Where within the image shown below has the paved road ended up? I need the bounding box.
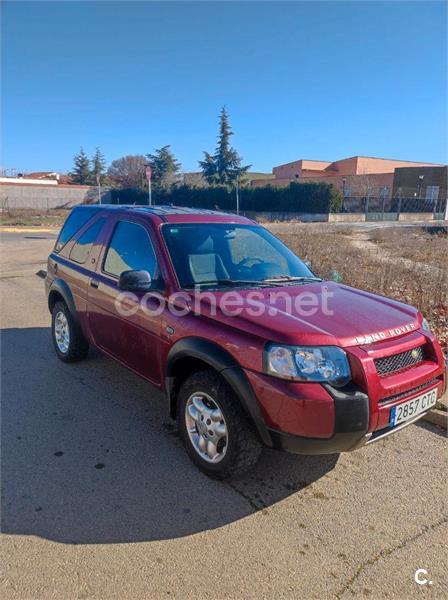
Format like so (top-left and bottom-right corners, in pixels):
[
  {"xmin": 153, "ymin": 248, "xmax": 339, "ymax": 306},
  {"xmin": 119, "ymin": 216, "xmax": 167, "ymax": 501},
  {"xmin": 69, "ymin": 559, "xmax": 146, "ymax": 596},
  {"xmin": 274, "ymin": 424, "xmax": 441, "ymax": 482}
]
[{"xmin": 1, "ymin": 231, "xmax": 447, "ymax": 599}]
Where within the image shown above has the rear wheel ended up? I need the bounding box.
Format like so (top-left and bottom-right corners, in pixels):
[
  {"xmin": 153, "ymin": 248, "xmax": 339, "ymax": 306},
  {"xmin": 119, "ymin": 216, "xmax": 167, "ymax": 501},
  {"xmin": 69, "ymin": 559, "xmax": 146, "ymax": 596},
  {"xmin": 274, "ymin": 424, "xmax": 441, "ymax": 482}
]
[
  {"xmin": 178, "ymin": 370, "xmax": 262, "ymax": 479},
  {"xmin": 51, "ymin": 301, "xmax": 89, "ymax": 362}
]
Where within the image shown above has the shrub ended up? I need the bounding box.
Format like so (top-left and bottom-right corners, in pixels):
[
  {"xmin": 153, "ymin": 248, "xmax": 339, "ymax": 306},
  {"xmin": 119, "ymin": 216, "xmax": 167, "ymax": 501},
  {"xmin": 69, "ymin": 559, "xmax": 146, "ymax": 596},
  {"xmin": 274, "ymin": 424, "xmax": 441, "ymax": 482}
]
[{"xmin": 109, "ymin": 181, "xmax": 343, "ymax": 214}]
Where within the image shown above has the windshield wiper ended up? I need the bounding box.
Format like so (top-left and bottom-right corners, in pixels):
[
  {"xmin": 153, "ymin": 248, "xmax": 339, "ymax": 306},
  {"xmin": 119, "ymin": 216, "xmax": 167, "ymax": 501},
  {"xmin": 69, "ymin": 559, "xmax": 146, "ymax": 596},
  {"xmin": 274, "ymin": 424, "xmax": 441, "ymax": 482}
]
[
  {"xmin": 262, "ymin": 275, "xmax": 323, "ymax": 283},
  {"xmin": 186, "ymin": 279, "xmax": 284, "ymax": 288}
]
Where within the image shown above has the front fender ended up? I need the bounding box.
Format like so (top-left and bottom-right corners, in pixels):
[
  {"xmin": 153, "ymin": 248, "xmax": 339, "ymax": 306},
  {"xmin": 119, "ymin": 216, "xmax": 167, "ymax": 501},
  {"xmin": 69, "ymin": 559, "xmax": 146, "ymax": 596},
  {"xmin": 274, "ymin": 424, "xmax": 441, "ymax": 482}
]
[{"xmin": 166, "ymin": 337, "xmax": 272, "ymax": 446}]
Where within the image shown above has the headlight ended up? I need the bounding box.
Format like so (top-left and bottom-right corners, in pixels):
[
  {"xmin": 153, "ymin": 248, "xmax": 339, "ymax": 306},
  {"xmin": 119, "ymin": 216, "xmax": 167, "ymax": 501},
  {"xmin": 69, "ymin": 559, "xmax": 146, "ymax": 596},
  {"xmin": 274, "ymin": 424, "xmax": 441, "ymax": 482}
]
[
  {"xmin": 422, "ymin": 318, "xmax": 431, "ymax": 332},
  {"xmin": 265, "ymin": 344, "xmax": 351, "ymax": 387}
]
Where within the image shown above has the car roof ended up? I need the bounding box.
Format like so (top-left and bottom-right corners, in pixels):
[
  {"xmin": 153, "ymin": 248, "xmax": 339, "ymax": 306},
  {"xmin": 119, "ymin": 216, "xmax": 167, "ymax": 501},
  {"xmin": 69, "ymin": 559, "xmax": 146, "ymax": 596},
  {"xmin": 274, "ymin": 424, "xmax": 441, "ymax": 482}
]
[{"xmin": 74, "ymin": 204, "xmax": 254, "ymax": 225}]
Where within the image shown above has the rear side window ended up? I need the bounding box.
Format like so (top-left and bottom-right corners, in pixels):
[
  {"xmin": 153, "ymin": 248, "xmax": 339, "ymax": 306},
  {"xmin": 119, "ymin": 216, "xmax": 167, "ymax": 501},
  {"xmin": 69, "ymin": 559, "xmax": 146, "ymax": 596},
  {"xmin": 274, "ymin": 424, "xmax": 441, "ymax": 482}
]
[
  {"xmin": 55, "ymin": 207, "xmax": 102, "ymax": 252},
  {"xmin": 103, "ymin": 221, "xmax": 158, "ymax": 278},
  {"xmin": 69, "ymin": 218, "xmax": 107, "ymax": 264}
]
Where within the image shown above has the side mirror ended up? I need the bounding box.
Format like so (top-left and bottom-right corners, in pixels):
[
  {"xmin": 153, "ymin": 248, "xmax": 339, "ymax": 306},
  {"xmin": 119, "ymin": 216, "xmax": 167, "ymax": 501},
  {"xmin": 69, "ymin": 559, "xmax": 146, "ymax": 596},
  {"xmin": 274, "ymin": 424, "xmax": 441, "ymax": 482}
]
[{"xmin": 118, "ymin": 270, "xmax": 153, "ymax": 292}]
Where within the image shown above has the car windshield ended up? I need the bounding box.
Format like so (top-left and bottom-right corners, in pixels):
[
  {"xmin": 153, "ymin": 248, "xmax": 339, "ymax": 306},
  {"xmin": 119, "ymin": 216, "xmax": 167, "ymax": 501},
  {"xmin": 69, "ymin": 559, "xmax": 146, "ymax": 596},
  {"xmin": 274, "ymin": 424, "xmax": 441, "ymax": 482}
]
[{"xmin": 162, "ymin": 223, "xmax": 318, "ymax": 288}]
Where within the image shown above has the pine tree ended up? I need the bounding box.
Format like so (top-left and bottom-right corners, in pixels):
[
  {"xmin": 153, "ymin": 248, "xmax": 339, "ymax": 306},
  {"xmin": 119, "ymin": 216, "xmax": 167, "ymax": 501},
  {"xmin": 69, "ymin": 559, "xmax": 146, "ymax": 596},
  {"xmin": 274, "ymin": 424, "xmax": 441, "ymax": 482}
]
[
  {"xmin": 146, "ymin": 145, "xmax": 181, "ymax": 190},
  {"xmin": 199, "ymin": 107, "xmax": 251, "ymax": 186},
  {"xmin": 69, "ymin": 147, "xmax": 92, "ymax": 184},
  {"xmin": 91, "ymin": 147, "xmax": 107, "ymax": 183}
]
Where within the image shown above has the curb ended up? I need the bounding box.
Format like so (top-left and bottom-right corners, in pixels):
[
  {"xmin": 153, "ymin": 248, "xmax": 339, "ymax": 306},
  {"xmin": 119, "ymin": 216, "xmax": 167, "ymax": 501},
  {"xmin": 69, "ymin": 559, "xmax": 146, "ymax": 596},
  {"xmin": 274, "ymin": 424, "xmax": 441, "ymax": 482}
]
[
  {"xmin": 422, "ymin": 389, "xmax": 447, "ymax": 430},
  {"xmin": 0, "ymin": 226, "xmax": 60, "ymax": 233},
  {"xmin": 422, "ymin": 409, "xmax": 447, "ymax": 430}
]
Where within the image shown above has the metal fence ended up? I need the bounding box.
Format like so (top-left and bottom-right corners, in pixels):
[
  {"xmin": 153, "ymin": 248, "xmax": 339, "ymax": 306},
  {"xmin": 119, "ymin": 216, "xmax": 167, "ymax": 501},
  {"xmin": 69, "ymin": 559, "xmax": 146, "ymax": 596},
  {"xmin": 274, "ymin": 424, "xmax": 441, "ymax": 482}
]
[{"xmin": 342, "ymin": 196, "xmax": 447, "ymax": 221}]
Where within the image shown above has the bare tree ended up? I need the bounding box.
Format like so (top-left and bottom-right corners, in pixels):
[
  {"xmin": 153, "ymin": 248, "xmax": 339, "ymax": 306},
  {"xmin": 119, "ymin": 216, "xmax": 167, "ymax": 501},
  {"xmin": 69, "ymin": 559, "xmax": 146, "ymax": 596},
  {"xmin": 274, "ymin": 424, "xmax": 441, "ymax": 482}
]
[
  {"xmin": 346, "ymin": 171, "xmax": 378, "ymax": 199},
  {"xmin": 107, "ymin": 155, "xmax": 146, "ymax": 188}
]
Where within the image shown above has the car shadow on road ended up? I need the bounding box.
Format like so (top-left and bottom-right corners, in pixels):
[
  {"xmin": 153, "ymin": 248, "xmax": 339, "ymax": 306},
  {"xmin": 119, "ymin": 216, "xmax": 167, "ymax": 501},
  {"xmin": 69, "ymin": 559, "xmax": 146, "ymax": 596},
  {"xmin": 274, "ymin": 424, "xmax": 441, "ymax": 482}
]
[{"xmin": 1, "ymin": 327, "xmax": 338, "ymax": 545}]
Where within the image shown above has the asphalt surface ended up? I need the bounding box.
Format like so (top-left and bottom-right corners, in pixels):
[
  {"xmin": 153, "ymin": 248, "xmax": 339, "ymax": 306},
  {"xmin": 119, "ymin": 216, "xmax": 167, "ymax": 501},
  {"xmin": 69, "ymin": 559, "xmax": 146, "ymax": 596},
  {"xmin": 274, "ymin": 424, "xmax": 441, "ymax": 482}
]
[{"xmin": 1, "ymin": 230, "xmax": 447, "ymax": 599}]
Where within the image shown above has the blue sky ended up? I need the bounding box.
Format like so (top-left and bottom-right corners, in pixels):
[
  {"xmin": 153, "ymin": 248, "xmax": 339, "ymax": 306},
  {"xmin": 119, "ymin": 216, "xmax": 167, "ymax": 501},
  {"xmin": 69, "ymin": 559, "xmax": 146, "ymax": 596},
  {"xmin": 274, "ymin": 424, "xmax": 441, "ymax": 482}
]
[{"xmin": 2, "ymin": 1, "xmax": 447, "ymax": 174}]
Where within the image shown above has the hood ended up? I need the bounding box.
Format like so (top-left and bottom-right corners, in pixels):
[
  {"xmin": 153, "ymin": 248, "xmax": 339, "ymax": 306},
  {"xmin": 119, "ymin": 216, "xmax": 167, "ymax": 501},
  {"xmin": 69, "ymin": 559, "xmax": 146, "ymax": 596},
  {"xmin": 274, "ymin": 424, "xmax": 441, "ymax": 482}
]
[{"xmin": 190, "ymin": 281, "xmax": 421, "ymax": 348}]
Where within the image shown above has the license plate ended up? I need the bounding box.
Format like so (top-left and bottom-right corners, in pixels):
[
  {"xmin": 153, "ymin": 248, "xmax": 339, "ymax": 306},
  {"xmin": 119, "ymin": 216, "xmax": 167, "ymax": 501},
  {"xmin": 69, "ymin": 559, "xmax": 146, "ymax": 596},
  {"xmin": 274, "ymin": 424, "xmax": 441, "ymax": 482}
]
[{"xmin": 390, "ymin": 387, "xmax": 438, "ymax": 427}]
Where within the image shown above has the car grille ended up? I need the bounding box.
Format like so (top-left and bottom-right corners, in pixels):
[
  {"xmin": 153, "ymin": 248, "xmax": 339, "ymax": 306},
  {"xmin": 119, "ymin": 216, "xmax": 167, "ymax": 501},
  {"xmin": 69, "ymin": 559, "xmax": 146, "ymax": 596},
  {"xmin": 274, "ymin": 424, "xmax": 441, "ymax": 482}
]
[
  {"xmin": 374, "ymin": 345, "xmax": 425, "ymax": 377},
  {"xmin": 378, "ymin": 377, "xmax": 441, "ymax": 405}
]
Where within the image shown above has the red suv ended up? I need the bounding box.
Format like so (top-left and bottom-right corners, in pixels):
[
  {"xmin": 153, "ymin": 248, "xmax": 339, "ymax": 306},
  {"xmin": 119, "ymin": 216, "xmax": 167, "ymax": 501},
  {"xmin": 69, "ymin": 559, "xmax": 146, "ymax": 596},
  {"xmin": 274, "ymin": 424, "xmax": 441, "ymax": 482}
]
[{"xmin": 46, "ymin": 205, "xmax": 446, "ymax": 478}]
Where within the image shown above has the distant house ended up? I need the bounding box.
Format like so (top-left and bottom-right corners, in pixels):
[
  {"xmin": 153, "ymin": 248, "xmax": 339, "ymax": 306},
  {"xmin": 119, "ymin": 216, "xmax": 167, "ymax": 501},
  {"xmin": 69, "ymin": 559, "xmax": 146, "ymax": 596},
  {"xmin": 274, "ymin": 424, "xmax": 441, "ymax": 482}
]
[
  {"xmin": 251, "ymin": 156, "xmax": 444, "ymax": 199},
  {"xmin": 23, "ymin": 171, "xmax": 61, "ymax": 181},
  {"xmin": 0, "ymin": 175, "xmax": 59, "ymax": 186},
  {"xmin": 0, "ymin": 171, "xmax": 63, "ymax": 186}
]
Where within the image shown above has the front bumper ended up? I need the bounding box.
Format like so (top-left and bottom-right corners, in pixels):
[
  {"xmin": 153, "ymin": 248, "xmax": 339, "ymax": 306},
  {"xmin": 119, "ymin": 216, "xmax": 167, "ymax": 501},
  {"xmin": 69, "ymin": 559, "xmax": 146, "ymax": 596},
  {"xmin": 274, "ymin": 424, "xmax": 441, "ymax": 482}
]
[
  {"xmin": 268, "ymin": 429, "xmax": 367, "ymax": 454},
  {"xmin": 268, "ymin": 410, "xmax": 431, "ymax": 454},
  {"xmin": 245, "ymin": 365, "xmax": 444, "ymax": 455},
  {"xmin": 267, "ymin": 382, "xmax": 369, "ymax": 454}
]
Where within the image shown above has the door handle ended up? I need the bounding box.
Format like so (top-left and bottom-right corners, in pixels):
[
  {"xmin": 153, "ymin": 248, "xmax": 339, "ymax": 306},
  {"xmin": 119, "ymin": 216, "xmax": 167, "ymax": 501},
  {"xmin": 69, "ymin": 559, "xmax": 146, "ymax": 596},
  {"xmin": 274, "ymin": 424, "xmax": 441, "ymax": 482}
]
[{"xmin": 90, "ymin": 280, "xmax": 99, "ymax": 289}]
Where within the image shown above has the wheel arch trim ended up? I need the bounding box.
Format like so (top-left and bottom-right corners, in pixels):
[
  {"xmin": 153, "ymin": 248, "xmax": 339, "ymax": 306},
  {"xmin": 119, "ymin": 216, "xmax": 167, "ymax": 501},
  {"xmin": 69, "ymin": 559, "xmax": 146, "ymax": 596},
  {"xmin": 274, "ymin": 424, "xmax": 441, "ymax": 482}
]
[
  {"xmin": 165, "ymin": 337, "xmax": 272, "ymax": 446},
  {"xmin": 47, "ymin": 279, "xmax": 80, "ymax": 327}
]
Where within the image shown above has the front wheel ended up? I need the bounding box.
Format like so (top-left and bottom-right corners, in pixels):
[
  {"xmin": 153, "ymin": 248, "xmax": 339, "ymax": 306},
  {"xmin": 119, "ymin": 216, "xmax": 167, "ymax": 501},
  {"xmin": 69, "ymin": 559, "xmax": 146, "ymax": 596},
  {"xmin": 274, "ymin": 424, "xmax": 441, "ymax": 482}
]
[
  {"xmin": 51, "ymin": 301, "xmax": 89, "ymax": 362},
  {"xmin": 177, "ymin": 370, "xmax": 262, "ymax": 479}
]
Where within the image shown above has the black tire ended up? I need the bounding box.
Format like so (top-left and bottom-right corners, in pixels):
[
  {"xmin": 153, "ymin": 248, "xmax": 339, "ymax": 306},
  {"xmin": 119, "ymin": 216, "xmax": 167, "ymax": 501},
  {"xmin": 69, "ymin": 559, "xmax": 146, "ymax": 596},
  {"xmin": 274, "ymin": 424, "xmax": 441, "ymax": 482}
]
[
  {"xmin": 177, "ymin": 369, "xmax": 262, "ymax": 479},
  {"xmin": 51, "ymin": 300, "xmax": 89, "ymax": 362}
]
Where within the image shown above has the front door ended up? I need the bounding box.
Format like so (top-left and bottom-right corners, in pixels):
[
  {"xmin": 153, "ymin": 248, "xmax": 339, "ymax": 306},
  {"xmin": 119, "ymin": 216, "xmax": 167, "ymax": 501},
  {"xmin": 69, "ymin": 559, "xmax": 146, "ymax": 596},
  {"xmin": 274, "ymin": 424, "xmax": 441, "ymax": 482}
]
[{"xmin": 87, "ymin": 217, "xmax": 164, "ymax": 386}]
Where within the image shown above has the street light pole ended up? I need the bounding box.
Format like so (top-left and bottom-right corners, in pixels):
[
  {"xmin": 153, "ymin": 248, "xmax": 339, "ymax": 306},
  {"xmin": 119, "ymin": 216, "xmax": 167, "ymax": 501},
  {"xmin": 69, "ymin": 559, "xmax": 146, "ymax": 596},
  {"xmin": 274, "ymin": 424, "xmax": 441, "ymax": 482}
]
[
  {"xmin": 236, "ymin": 175, "xmax": 240, "ymax": 215},
  {"xmin": 96, "ymin": 172, "xmax": 101, "ymax": 204},
  {"xmin": 418, "ymin": 174, "xmax": 424, "ymax": 199},
  {"xmin": 397, "ymin": 187, "xmax": 403, "ymax": 219},
  {"xmin": 381, "ymin": 186, "xmax": 387, "ymax": 220},
  {"xmin": 145, "ymin": 165, "xmax": 152, "ymax": 206},
  {"xmin": 365, "ymin": 186, "xmax": 371, "ymax": 217}
]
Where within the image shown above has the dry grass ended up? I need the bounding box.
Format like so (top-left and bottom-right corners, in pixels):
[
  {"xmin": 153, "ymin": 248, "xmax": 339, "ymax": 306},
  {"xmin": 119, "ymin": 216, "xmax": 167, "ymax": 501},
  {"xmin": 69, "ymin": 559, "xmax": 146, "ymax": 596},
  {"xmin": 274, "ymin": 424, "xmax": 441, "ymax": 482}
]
[
  {"xmin": 368, "ymin": 226, "xmax": 448, "ymax": 270},
  {"xmin": 0, "ymin": 208, "xmax": 68, "ymax": 227},
  {"xmin": 269, "ymin": 223, "xmax": 448, "ymax": 352}
]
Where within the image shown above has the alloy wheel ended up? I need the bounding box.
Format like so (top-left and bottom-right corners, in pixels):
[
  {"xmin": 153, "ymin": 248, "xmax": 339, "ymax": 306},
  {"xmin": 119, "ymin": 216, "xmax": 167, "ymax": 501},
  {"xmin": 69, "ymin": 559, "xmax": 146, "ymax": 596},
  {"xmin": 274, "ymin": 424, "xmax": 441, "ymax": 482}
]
[
  {"xmin": 54, "ymin": 311, "xmax": 70, "ymax": 353},
  {"xmin": 185, "ymin": 392, "xmax": 228, "ymax": 463}
]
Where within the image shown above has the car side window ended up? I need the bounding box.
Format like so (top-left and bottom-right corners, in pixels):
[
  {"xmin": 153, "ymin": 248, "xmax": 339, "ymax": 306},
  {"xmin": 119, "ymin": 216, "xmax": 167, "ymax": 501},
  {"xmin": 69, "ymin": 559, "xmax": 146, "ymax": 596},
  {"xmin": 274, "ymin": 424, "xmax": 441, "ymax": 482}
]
[
  {"xmin": 69, "ymin": 218, "xmax": 107, "ymax": 264},
  {"xmin": 55, "ymin": 207, "xmax": 101, "ymax": 252},
  {"xmin": 103, "ymin": 221, "xmax": 158, "ymax": 278}
]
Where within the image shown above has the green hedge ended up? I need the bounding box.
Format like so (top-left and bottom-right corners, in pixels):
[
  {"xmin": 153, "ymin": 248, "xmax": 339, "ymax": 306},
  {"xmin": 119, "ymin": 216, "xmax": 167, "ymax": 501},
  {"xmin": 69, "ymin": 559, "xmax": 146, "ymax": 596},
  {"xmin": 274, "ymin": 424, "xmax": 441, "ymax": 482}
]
[{"xmin": 109, "ymin": 182, "xmax": 343, "ymax": 214}]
